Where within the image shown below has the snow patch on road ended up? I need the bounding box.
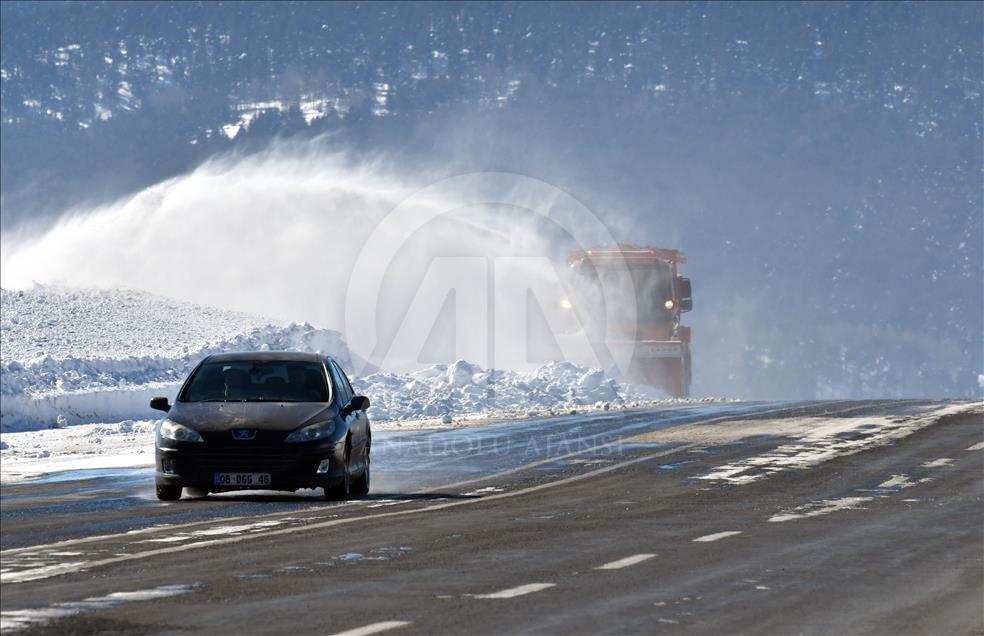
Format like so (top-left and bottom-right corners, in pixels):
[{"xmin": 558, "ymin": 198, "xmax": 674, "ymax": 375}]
[
  {"xmin": 136, "ymin": 519, "xmax": 285, "ymax": 543},
  {"xmin": 0, "ymin": 583, "xmax": 200, "ymax": 632},
  {"xmin": 768, "ymin": 497, "xmax": 873, "ymax": 522},
  {"xmin": 335, "ymin": 553, "xmax": 391, "ymax": 562},
  {"xmin": 698, "ymin": 402, "xmax": 980, "ymax": 486},
  {"xmin": 462, "ymin": 486, "xmax": 506, "ymax": 496},
  {"xmin": 877, "ymin": 474, "xmax": 917, "ymax": 489}
]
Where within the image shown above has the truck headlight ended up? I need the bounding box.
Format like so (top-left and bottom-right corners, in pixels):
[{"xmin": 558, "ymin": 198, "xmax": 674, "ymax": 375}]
[
  {"xmin": 159, "ymin": 419, "xmax": 204, "ymax": 443},
  {"xmin": 664, "ymin": 299, "xmax": 675, "ymax": 309},
  {"xmin": 284, "ymin": 421, "xmax": 336, "ymax": 443}
]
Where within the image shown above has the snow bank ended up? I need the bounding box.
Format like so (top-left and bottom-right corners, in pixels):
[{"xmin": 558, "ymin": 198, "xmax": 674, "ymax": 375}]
[
  {"xmin": 1, "ymin": 382, "xmax": 180, "ymax": 433},
  {"xmin": 2, "ymin": 286, "xmax": 267, "ymax": 363},
  {"xmin": 1, "ymin": 286, "xmax": 354, "ymax": 431},
  {"xmin": 0, "ymin": 285, "xmax": 701, "ymax": 433},
  {"xmin": 0, "ymin": 419, "xmax": 157, "ymax": 482},
  {"xmin": 353, "ymin": 359, "xmax": 669, "ymax": 423}
]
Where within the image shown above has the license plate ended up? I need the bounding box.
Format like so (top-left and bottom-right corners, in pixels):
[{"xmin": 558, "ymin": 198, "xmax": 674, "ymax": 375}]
[
  {"xmin": 214, "ymin": 472, "xmax": 271, "ymax": 486},
  {"xmin": 642, "ymin": 343, "xmax": 683, "ymax": 357}
]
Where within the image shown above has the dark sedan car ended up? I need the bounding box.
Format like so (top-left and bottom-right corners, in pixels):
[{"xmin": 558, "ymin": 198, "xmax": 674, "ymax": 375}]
[{"xmin": 150, "ymin": 352, "xmax": 370, "ymax": 501}]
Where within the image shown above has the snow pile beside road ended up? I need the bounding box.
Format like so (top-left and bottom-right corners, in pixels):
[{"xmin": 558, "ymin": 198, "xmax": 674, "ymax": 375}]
[
  {"xmin": 1, "ymin": 286, "xmax": 354, "ymax": 431},
  {"xmin": 0, "ymin": 285, "xmax": 704, "ymax": 433},
  {"xmin": 0, "ymin": 419, "xmax": 157, "ymax": 482},
  {"xmin": 2, "ymin": 286, "xmax": 268, "ymax": 363},
  {"xmin": 353, "ymin": 359, "xmax": 672, "ymax": 423}
]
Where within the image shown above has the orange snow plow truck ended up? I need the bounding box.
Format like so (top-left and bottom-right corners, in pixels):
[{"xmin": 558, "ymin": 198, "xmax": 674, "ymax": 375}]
[{"xmin": 568, "ymin": 244, "xmax": 693, "ymax": 397}]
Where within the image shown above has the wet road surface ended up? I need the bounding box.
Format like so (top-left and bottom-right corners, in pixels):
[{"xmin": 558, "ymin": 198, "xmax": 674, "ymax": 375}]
[{"xmin": 1, "ymin": 399, "xmax": 981, "ymax": 634}]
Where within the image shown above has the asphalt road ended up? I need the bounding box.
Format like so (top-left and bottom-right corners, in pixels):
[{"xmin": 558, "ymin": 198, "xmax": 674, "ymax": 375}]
[{"xmin": 1, "ymin": 399, "xmax": 981, "ymax": 635}]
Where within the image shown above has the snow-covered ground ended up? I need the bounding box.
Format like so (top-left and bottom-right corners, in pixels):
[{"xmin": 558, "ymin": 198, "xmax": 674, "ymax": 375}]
[
  {"xmin": 351, "ymin": 359, "xmax": 673, "ymax": 423},
  {"xmin": 2, "ymin": 286, "xmax": 269, "ymax": 362},
  {"xmin": 1, "ymin": 286, "xmax": 352, "ymax": 430},
  {"xmin": 1, "ymin": 286, "xmax": 694, "ymax": 430},
  {"xmin": 0, "ymin": 419, "xmax": 157, "ymax": 482}
]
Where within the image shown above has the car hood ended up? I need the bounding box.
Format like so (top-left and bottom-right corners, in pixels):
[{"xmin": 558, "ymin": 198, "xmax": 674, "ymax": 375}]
[{"xmin": 167, "ymin": 401, "xmax": 336, "ymax": 433}]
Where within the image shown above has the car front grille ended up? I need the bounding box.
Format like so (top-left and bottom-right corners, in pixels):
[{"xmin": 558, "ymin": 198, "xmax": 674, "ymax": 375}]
[{"xmin": 193, "ymin": 447, "xmax": 307, "ymax": 471}]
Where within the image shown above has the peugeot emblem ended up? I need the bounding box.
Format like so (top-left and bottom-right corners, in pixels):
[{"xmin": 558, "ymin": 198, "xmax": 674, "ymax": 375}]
[{"xmin": 231, "ymin": 429, "xmax": 257, "ymax": 441}]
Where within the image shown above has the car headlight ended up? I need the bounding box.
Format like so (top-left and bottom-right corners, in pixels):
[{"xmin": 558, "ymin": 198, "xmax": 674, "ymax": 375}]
[
  {"xmin": 159, "ymin": 419, "xmax": 204, "ymax": 443},
  {"xmin": 284, "ymin": 420, "xmax": 336, "ymax": 443}
]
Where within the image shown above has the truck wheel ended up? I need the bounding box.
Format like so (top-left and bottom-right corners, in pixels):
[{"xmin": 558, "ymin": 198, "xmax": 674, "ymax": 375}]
[
  {"xmin": 683, "ymin": 349, "xmax": 692, "ymax": 397},
  {"xmin": 658, "ymin": 357, "xmax": 686, "ymax": 398},
  {"xmin": 156, "ymin": 485, "xmax": 182, "ymax": 501}
]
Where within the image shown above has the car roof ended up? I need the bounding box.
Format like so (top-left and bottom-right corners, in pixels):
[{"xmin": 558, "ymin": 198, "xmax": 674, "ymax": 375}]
[{"xmin": 203, "ymin": 351, "xmax": 329, "ymax": 364}]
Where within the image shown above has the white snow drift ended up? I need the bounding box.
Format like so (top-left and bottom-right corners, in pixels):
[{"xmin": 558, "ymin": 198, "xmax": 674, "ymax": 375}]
[
  {"xmin": 1, "ymin": 286, "xmax": 678, "ymax": 432},
  {"xmin": 1, "ymin": 286, "xmax": 353, "ymax": 430}
]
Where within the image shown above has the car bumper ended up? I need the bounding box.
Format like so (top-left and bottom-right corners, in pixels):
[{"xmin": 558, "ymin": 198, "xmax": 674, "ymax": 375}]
[{"xmin": 155, "ymin": 438, "xmax": 347, "ymax": 492}]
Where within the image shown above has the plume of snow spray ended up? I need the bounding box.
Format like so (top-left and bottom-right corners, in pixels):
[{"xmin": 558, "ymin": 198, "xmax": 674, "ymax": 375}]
[{"xmin": 0, "ymin": 142, "xmax": 629, "ymax": 374}]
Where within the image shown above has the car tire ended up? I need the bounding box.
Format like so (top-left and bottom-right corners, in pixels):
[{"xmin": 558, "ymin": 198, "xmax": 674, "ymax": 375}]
[
  {"xmin": 324, "ymin": 453, "xmax": 351, "ymax": 501},
  {"xmin": 351, "ymin": 461, "xmax": 370, "ymax": 496},
  {"xmin": 156, "ymin": 485, "xmax": 182, "ymax": 501}
]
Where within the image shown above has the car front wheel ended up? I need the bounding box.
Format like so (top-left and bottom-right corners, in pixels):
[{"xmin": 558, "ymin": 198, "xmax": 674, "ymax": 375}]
[
  {"xmin": 324, "ymin": 454, "xmax": 351, "ymax": 501},
  {"xmin": 351, "ymin": 461, "xmax": 370, "ymax": 496},
  {"xmin": 156, "ymin": 485, "xmax": 182, "ymax": 501}
]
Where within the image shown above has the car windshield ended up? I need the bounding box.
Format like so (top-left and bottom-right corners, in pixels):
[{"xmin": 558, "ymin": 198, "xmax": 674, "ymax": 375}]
[{"xmin": 180, "ymin": 360, "xmax": 330, "ymax": 403}]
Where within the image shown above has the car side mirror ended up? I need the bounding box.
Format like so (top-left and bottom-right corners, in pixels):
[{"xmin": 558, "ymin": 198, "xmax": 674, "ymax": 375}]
[
  {"xmin": 349, "ymin": 395, "xmax": 370, "ymax": 412},
  {"xmin": 150, "ymin": 397, "xmax": 171, "ymax": 412}
]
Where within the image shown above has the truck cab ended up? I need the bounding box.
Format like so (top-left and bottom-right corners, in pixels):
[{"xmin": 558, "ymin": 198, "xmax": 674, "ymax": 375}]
[{"xmin": 567, "ymin": 244, "xmax": 693, "ymax": 397}]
